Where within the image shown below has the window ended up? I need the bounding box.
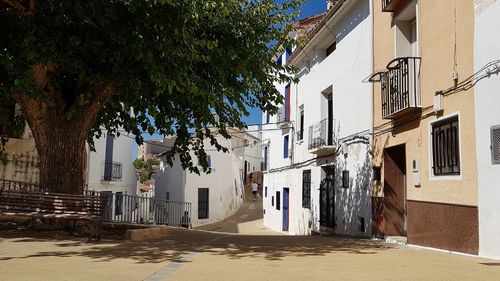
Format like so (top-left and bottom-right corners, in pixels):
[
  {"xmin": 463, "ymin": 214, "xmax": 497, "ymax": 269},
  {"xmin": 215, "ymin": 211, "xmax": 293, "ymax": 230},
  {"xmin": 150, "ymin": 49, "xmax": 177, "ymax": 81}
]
[
  {"xmin": 373, "ymin": 167, "xmax": 381, "ymax": 182},
  {"xmin": 283, "ymin": 135, "xmax": 289, "ymax": 158},
  {"xmin": 302, "ymin": 170, "xmax": 311, "ymax": 208},
  {"xmin": 198, "ymin": 188, "xmax": 209, "ymax": 219},
  {"xmin": 264, "ymin": 146, "xmax": 268, "ymax": 170},
  {"xmin": 432, "ymin": 116, "xmax": 460, "ymax": 176},
  {"xmin": 276, "ymin": 191, "xmax": 281, "ymax": 210},
  {"xmin": 277, "ymin": 53, "xmax": 283, "ymax": 66},
  {"xmin": 115, "ymin": 192, "xmax": 123, "ymax": 216},
  {"xmin": 491, "ymin": 125, "xmax": 500, "ymax": 165},
  {"xmin": 166, "ymin": 192, "xmax": 170, "ymax": 201},
  {"xmin": 285, "ymin": 84, "xmax": 291, "ymax": 122},
  {"xmin": 207, "ymin": 155, "xmax": 212, "ymax": 168},
  {"xmin": 299, "ymin": 107, "xmax": 304, "ymax": 141},
  {"xmin": 272, "ymin": 196, "xmax": 274, "ymax": 207},
  {"xmin": 342, "ymin": 170, "xmax": 349, "ymax": 189},
  {"xmin": 326, "ymin": 42, "xmax": 336, "ymax": 57},
  {"xmin": 285, "ymin": 47, "xmax": 292, "ymax": 61},
  {"xmin": 265, "ymin": 186, "xmax": 268, "ymax": 198}
]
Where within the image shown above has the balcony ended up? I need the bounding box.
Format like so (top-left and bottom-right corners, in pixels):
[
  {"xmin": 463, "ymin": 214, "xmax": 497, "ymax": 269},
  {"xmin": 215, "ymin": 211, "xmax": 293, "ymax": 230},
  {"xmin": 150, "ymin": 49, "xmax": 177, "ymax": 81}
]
[
  {"xmin": 102, "ymin": 161, "xmax": 122, "ymax": 182},
  {"xmin": 378, "ymin": 57, "xmax": 421, "ymax": 119},
  {"xmin": 308, "ymin": 118, "xmax": 336, "ymax": 155},
  {"xmin": 381, "ymin": 0, "xmax": 406, "ymax": 12}
]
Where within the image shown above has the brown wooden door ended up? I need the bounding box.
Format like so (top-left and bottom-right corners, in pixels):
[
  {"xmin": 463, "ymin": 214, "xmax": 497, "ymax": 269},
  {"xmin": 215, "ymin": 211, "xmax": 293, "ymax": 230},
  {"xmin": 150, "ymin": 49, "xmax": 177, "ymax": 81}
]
[{"xmin": 383, "ymin": 145, "xmax": 406, "ymax": 236}]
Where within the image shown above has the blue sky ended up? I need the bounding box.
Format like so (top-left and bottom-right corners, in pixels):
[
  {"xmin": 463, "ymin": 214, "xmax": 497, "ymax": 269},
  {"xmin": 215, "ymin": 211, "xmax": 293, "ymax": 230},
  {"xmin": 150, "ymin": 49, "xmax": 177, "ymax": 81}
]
[
  {"xmin": 134, "ymin": 1, "xmax": 327, "ymax": 159},
  {"xmin": 242, "ymin": 0, "xmax": 327, "ymax": 126}
]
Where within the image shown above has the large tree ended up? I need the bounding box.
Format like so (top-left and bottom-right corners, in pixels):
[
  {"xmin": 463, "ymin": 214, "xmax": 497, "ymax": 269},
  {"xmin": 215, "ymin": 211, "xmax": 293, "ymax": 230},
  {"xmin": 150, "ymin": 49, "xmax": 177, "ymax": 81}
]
[{"xmin": 0, "ymin": 0, "xmax": 300, "ymax": 194}]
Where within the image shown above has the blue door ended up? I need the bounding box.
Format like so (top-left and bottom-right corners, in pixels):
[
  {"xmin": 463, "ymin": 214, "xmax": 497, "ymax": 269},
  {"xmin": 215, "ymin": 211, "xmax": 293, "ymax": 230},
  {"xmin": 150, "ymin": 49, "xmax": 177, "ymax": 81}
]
[{"xmin": 283, "ymin": 188, "xmax": 289, "ymax": 231}]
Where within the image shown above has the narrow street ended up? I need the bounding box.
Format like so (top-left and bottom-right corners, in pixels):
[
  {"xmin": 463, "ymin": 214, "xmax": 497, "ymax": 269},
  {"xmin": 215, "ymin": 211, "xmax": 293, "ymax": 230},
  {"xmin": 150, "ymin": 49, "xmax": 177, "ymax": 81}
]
[{"xmin": 194, "ymin": 198, "xmax": 278, "ymax": 235}]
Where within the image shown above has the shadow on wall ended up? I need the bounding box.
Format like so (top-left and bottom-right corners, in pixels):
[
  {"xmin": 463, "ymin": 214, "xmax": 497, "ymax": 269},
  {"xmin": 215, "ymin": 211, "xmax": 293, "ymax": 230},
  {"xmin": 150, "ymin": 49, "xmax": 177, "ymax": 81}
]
[{"xmin": 334, "ymin": 142, "xmax": 372, "ymax": 236}]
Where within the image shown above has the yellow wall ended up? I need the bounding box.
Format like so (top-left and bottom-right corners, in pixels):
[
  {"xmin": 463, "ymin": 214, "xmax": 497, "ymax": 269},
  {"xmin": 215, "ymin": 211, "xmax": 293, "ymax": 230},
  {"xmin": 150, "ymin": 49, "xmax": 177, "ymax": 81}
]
[{"xmin": 372, "ymin": 0, "xmax": 477, "ymax": 206}]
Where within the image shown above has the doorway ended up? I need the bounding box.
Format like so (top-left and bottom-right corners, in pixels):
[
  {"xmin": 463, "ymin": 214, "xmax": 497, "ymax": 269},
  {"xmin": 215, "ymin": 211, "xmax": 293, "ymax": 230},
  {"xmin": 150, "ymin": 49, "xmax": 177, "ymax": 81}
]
[
  {"xmin": 320, "ymin": 166, "xmax": 335, "ymax": 229},
  {"xmin": 383, "ymin": 144, "xmax": 407, "ymax": 236},
  {"xmin": 282, "ymin": 188, "xmax": 289, "ymax": 231}
]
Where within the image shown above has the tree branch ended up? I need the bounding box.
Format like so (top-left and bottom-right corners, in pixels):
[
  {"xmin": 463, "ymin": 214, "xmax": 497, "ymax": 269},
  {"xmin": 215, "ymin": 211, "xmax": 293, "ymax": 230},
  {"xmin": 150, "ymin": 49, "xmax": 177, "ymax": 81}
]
[
  {"xmin": 1, "ymin": 0, "xmax": 26, "ymax": 14},
  {"xmin": 1, "ymin": 0, "xmax": 35, "ymax": 17}
]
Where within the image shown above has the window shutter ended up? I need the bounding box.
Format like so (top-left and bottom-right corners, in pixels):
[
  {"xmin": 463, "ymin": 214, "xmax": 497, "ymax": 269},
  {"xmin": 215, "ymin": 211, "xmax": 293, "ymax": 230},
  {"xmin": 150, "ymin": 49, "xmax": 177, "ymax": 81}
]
[{"xmin": 491, "ymin": 125, "xmax": 500, "ymax": 165}]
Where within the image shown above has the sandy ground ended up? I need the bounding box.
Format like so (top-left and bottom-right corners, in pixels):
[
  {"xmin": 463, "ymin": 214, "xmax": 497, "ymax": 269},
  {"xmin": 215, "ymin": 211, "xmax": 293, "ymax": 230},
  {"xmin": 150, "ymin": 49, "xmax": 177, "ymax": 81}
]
[{"xmin": 1, "ymin": 204, "xmax": 500, "ymax": 281}]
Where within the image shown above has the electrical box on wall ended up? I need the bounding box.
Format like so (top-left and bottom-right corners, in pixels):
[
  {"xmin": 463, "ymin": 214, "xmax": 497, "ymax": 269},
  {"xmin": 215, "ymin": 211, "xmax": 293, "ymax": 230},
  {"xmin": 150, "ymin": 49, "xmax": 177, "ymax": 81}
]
[
  {"xmin": 433, "ymin": 93, "xmax": 443, "ymax": 113},
  {"xmin": 412, "ymin": 158, "xmax": 421, "ymax": 187}
]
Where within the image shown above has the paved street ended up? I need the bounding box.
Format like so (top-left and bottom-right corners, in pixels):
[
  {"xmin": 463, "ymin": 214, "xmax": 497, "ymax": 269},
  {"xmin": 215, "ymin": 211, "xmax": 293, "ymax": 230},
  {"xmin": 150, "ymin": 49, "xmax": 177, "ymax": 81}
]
[{"xmin": 1, "ymin": 205, "xmax": 500, "ymax": 281}]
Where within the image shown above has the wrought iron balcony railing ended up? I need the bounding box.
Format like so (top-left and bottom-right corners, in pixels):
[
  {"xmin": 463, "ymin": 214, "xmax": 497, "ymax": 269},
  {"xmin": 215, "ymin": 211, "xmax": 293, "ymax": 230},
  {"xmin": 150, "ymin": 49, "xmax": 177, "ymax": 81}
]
[
  {"xmin": 375, "ymin": 57, "xmax": 421, "ymax": 119},
  {"xmin": 103, "ymin": 161, "xmax": 123, "ymax": 182},
  {"xmin": 308, "ymin": 118, "xmax": 336, "ymax": 153},
  {"xmin": 381, "ymin": 0, "xmax": 406, "ymax": 12}
]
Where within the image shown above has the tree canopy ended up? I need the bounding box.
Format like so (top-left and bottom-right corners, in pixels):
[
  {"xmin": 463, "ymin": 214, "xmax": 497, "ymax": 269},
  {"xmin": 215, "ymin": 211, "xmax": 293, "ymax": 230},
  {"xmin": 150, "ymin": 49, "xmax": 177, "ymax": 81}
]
[{"xmin": 0, "ymin": 0, "xmax": 301, "ymax": 193}]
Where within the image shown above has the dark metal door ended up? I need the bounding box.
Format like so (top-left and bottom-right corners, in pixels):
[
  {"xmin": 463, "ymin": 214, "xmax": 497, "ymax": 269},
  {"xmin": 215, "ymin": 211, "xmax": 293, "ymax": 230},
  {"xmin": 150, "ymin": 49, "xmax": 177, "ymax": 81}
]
[
  {"xmin": 282, "ymin": 188, "xmax": 289, "ymax": 231},
  {"xmin": 320, "ymin": 168, "xmax": 335, "ymax": 229}
]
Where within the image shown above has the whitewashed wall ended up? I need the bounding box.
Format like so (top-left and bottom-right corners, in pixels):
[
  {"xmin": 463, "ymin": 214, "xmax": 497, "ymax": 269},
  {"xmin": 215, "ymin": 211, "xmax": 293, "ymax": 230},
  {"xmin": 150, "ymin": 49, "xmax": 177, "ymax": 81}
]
[
  {"xmin": 87, "ymin": 131, "xmax": 137, "ymax": 196},
  {"xmin": 474, "ymin": 0, "xmax": 500, "ymax": 260},
  {"xmin": 263, "ymin": 0, "xmax": 373, "ymax": 236},
  {"xmin": 154, "ymin": 132, "xmax": 256, "ymax": 226}
]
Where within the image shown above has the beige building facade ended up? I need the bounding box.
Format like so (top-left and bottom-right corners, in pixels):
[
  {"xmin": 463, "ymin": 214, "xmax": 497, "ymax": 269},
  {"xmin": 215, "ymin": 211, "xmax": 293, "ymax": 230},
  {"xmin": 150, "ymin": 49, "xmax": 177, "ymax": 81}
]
[{"xmin": 369, "ymin": 0, "xmax": 478, "ymax": 254}]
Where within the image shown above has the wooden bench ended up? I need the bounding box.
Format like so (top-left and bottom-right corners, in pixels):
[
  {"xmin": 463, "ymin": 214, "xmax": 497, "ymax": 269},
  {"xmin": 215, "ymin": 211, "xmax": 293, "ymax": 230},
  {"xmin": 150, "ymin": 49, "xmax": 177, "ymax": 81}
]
[{"xmin": 0, "ymin": 189, "xmax": 108, "ymax": 242}]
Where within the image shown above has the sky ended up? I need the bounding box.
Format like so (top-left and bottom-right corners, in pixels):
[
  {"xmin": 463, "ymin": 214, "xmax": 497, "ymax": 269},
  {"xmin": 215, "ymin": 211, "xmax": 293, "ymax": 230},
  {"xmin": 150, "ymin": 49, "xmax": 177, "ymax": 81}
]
[
  {"xmin": 133, "ymin": 1, "xmax": 327, "ymax": 159},
  {"xmin": 242, "ymin": 0, "xmax": 327, "ymax": 126}
]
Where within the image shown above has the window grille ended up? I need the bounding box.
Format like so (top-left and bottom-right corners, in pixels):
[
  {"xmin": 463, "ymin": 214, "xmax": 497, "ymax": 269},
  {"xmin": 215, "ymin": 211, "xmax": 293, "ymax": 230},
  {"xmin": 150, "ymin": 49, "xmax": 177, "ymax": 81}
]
[
  {"xmin": 302, "ymin": 170, "xmax": 311, "ymax": 208},
  {"xmin": 431, "ymin": 116, "xmax": 460, "ymax": 175},
  {"xmin": 491, "ymin": 125, "xmax": 500, "ymax": 165}
]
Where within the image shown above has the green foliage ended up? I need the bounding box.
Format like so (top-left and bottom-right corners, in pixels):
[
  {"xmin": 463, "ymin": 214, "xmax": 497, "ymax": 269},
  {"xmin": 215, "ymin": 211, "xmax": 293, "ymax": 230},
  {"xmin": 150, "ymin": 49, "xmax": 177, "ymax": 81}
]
[
  {"xmin": 133, "ymin": 157, "xmax": 160, "ymax": 183},
  {"xmin": 0, "ymin": 0, "xmax": 302, "ymax": 173}
]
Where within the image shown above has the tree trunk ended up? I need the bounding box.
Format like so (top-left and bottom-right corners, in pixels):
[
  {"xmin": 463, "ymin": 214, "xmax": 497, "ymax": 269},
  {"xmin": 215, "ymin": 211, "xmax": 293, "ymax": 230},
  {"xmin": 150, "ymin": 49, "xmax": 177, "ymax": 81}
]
[
  {"xmin": 18, "ymin": 95, "xmax": 96, "ymax": 194},
  {"xmin": 13, "ymin": 64, "xmax": 117, "ymax": 194},
  {"xmin": 36, "ymin": 129, "xmax": 87, "ymax": 194}
]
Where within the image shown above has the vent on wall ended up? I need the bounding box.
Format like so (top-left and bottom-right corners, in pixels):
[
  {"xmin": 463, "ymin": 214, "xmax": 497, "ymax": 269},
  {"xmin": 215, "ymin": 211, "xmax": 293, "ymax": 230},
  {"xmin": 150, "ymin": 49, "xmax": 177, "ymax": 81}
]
[{"xmin": 491, "ymin": 125, "xmax": 500, "ymax": 165}]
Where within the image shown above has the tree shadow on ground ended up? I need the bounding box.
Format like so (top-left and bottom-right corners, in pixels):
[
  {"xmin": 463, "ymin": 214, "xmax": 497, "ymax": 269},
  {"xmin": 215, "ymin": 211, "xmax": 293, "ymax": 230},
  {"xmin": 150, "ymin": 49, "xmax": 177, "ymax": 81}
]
[{"xmin": 0, "ymin": 227, "xmax": 395, "ymax": 263}]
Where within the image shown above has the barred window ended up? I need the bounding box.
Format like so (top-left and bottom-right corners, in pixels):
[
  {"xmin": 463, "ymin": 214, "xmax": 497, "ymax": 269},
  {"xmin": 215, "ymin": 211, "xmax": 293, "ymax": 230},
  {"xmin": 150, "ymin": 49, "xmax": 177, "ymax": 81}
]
[
  {"xmin": 302, "ymin": 170, "xmax": 311, "ymax": 208},
  {"xmin": 491, "ymin": 125, "xmax": 500, "ymax": 165},
  {"xmin": 432, "ymin": 116, "xmax": 460, "ymax": 176}
]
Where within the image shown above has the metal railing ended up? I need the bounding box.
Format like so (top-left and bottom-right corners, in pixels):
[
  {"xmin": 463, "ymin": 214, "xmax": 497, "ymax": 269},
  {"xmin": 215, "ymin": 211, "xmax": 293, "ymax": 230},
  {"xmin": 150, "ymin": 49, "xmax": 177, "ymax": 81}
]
[
  {"xmin": 0, "ymin": 178, "xmax": 192, "ymax": 227},
  {"xmin": 102, "ymin": 161, "xmax": 122, "ymax": 182},
  {"xmin": 308, "ymin": 118, "xmax": 336, "ymax": 150},
  {"xmin": 381, "ymin": 0, "xmax": 403, "ymax": 12},
  {"xmin": 380, "ymin": 57, "xmax": 421, "ymax": 119},
  {"xmin": 0, "ymin": 178, "xmax": 42, "ymax": 192},
  {"xmin": 85, "ymin": 190, "xmax": 192, "ymax": 226}
]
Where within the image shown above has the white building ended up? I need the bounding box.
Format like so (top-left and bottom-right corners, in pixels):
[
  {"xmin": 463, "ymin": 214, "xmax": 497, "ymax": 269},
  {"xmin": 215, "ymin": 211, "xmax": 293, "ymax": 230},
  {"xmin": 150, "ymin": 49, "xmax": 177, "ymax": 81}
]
[
  {"xmin": 262, "ymin": 0, "xmax": 373, "ymax": 236},
  {"xmin": 474, "ymin": 0, "xmax": 500, "ymax": 260},
  {"xmin": 86, "ymin": 130, "xmax": 138, "ymax": 219},
  {"xmin": 150, "ymin": 128, "xmax": 261, "ymax": 226}
]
